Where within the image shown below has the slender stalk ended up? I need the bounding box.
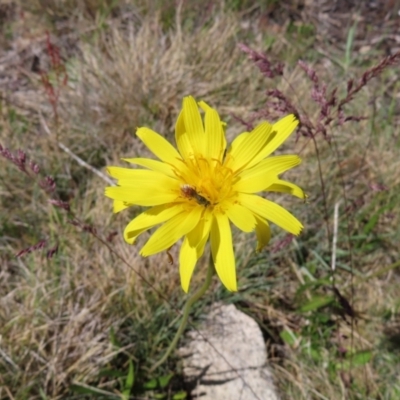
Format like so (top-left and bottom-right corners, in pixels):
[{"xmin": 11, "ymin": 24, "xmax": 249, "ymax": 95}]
[{"xmin": 150, "ymin": 254, "xmax": 214, "ymax": 372}]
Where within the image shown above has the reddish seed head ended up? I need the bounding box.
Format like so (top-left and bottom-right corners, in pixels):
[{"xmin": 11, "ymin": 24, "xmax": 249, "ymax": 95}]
[{"xmin": 48, "ymin": 199, "xmax": 70, "ymax": 211}]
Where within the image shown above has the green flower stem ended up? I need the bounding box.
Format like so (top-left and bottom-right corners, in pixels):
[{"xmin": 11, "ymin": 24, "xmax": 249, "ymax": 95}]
[{"xmin": 150, "ymin": 254, "xmax": 214, "ymax": 372}]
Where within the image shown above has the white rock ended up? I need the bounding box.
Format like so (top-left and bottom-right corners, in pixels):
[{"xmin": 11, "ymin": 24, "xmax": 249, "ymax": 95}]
[{"xmin": 179, "ymin": 303, "xmax": 279, "ymax": 400}]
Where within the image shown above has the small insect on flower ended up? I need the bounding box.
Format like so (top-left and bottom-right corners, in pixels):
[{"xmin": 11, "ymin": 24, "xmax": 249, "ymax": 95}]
[{"xmin": 180, "ymin": 184, "xmax": 210, "ymax": 207}]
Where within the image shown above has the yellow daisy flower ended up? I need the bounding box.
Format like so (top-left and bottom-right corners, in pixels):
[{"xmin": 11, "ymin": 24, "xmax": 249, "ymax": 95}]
[{"xmin": 105, "ymin": 96, "xmax": 304, "ymax": 293}]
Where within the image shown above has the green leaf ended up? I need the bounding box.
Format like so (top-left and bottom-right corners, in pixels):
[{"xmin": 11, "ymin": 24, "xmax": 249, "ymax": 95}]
[
  {"xmin": 344, "ymin": 23, "xmax": 357, "ymax": 69},
  {"xmin": 109, "ymin": 326, "xmax": 122, "ymax": 348},
  {"xmin": 143, "ymin": 374, "xmax": 173, "ymax": 390},
  {"xmin": 70, "ymin": 384, "xmax": 119, "ymax": 398},
  {"xmin": 122, "ymin": 360, "xmax": 135, "ymax": 399},
  {"xmin": 310, "ymin": 250, "xmax": 330, "ymax": 270},
  {"xmin": 339, "ymin": 350, "xmax": 373, "ymax": 370},
  {"xmin": 315, "ymin": 312, "xmax": 331, "ymax": 324},
  {"xmin": 363, "ymin": 204, "xmax": 392, "ymax": 235},
  {"xmin": 99, "ymin": 368, "xmax": 125, "ymax": 378},
  {"xmin": 349, "ymin": 350, "xmax": 372, "ymax": 366},
  {"xmin": 309, "ymin": 348, "xmax": 322, "ymax": 362},
  {"xmin": 173, "ymin": 392, "xmax": 187, "ymax": 400},
  {"xmin": 158, "ymin": 374, "xmax": 173, "ymax": 388},
  {"xmin": 296, "ymin": 278, "xmax": 331, "ymax": 295},
  {"xmin": 298, "ymin": 296, "xmax": 334, "ymax": 312},
  {"xmin": 143, "ymin": 378, "xmax": 158, "ymax": 390},
  {"xmin": 125, "ymin": 360, "xmax": 135, "ymax": 390},
  {"xmin": 280, "ymin": 328, "xmax": 298, "ymax": 347},
  {"xmin": 363, "ymin": 213, "xmax": 380, "ymax": 235}
]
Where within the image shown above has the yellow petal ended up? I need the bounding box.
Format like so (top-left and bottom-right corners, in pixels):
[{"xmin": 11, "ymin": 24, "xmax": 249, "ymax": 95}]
[
  {"xmin": 179, "ymin": 237, "xmax": 198, "ymax": 293},
  {"xmin": 183, "ymin": 96, "xmax": 205, "ymax": 154},
  {"xmin": 254, "ymin": 215, "xmax": 271, "ymax": 252},
  {"xmin": 186, "ymin": 209, "xmax": 212, "ymax": 248},
  {"xmin": 107, "ymin": 167, "xmax": 177, "ymax": 187},
  {"xmin": 176, "ymin": 132, "xmax": 194, "ymax": 162},
  {"xmin": 179, "ymin": 211, "xmax": 212, "ymax": 292},
  {"xmin": 238, "ymin": 193, "xmax": 303, "ymax": 235},
  {"xmin": 122, "ymin": 158, "xmax": 176, "ymax": 178},
  {"xmin": 123, "ymin": 204, "xmax": 184, "ymax": 244},
  {"xmin": 136, "ymin": 127, "xmax": 182, "ymax": 167},
  {"xmin": 267, "ymin": 114, "xmax": 299, "ymax": 153},
  {"xmin": 197, "ymin": 100, "xmax": 212, "ymax": 113},
  {"xmin": 266, "ymin": 179, "xmax": 306, "ymax": 199},
  {"xmin": 225, "ymin": 203, "xmax": 256, "ymax": 232},
  {"xmin": 245, "ymin": 114, "xmax": 299, "ymax": 170},
  {"xmin": 113, "ymin": 200, "xmax": 133, "ymax": 213},
  {"xmin": 210, "ymin": 213, "xmax": 237, "ymax": 291},
  {"xmin": 105, "ymin": 185, "xmax": 177, "ymax": 206},
  {"xmin": 204, "ymin": 107, "xmax": 224, "ymax": 162},
  {"xmin": 227, "ymin": 131, "xmax": 249, "ymax": 156},
  {"xmin": 140, "ymin": 206, "xmax": 203, "ymax": 256},
  {"xmin": 228, "ymin": 122, "xmax": 272, "ymax": 172},
  {"xmin": 234, "ymin": 155, "xmax": 301, "ymax": 193},
  {"xmin": 175, "ymin": 109, "xmax": 194, "ymax": 160}
]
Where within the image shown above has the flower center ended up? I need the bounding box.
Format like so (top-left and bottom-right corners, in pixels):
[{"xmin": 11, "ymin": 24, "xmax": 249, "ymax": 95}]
[{"xmin": 178, "ymin": 155, "xmax": 236, "ymax": 208}]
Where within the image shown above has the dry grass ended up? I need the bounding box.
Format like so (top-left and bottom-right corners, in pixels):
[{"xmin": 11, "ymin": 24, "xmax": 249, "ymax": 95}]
[{"xmin": 1, "ymin": 0, "xmax": 400, "ymax": 399}]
